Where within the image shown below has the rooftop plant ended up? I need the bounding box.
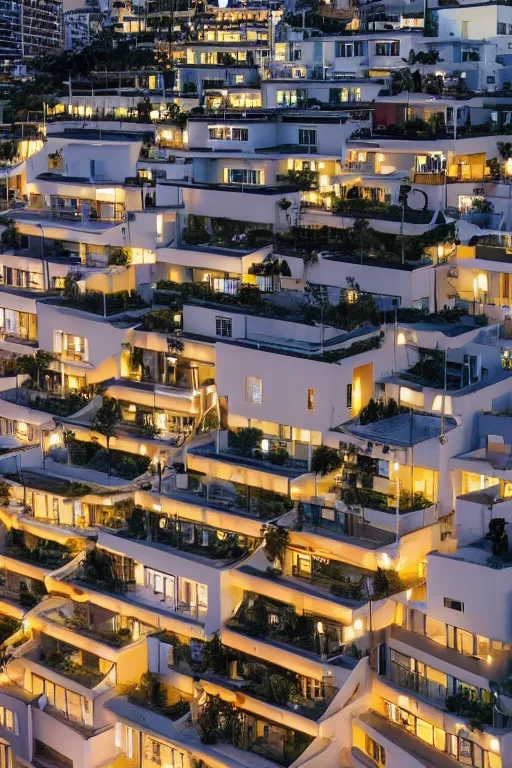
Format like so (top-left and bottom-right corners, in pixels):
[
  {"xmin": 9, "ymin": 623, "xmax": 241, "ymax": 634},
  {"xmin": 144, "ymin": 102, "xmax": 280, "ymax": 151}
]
[
  {"xmin": 311, "ymin": 445, "xmax": 342, "ymax": 476},
  {"xmin": 357, "ymin": 397, "xmax": 408, "ymax": 425}
]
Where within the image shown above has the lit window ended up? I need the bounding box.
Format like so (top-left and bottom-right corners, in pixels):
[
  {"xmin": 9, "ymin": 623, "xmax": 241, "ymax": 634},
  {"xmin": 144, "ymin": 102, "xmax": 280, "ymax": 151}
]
[
  {"xmin": 307, "ymin": 388, "xmax": 315, "ymax": 411},
  {"xmin": 245, "ymin": 376, "xmax": 262, "ymax": 403}
]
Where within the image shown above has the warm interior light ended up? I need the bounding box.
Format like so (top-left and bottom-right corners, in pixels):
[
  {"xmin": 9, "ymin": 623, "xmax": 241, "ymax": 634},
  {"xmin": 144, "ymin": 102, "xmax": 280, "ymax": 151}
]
[{"xmin": 353, "ymin": 618, "xmax": 363, "ymax": 632}]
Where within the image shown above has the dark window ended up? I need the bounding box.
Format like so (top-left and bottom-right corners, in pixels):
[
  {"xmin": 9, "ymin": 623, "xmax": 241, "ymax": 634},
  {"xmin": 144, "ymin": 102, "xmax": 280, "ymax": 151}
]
[
  {"xmin": 299, "ymin": 128, "xmax": 317, "ymax": 146},
  {"xmin": 215, "ymin": 317, "xmax": 232, "ymax": 337},
  {"xmin": 444, "ymin": 597, "xmax": 464, "ymax": 612},
  {"xmin": 346, "ymin": 383, "xmax": 352, "ymax": 409},
  {"xmin": 498, "ymin": 22, "xmax": 507, "ymax": 34}
]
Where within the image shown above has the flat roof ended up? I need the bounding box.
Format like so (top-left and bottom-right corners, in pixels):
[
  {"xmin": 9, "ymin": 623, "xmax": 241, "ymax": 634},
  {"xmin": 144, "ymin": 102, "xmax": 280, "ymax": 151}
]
[{"xmin": 338, "ymin": 412, "xmax": 457, "ymax": 447}]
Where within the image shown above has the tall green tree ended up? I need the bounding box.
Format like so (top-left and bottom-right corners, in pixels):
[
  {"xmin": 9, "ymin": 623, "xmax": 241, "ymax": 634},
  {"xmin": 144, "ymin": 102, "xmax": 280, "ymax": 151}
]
[{"xmin": 92, "ymin": 396, "xmax": 120, "ymax": 477}]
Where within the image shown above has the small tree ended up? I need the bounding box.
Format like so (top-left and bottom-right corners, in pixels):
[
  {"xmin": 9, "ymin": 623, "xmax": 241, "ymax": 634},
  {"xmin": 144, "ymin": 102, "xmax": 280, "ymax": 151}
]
[
  {"xmin": 311, "ymin": 445, "xmax": 342, "ymax": 476},
  {"xmin": 352, "ymin": 218, "xmax": 370, "ymax": 265},
  {"xmin": 201, "ymin": 631, "xmax": 230, "ymax": 675},
  {"xmin": 486, "ymin": 518, "xmax": 508, "ymax": 556},
  {"xmin": 263, "ymin": 525, "xmax": 289, "ymax": 569},
  {"xmin": 138, "ymin": 672, "xmax": 167, "ymax": 709},
  {"xmin": 107, "ymin": 247, "xmax": 130, "ymax": 267},
  {"xmin": 16, "ymin": 350, "xmax": 55, "ymax": 389},
  {"xmin": 92, "ymin": 396, "xmax": 120, "ymax": 477},
  {"xmin": 229, "ymin": 427, "xmax": 263, "ymax": 456},
  {"xmin": 1, "ymin": 219, "xmax": 21, "ymax": 251},
  {"xmin": 280, "ymin": 259, "xmax": 292, "ymax": 277}
]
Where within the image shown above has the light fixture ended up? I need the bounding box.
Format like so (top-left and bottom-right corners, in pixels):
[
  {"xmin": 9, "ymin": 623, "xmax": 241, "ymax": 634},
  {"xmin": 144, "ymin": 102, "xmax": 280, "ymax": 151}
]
[
  {"xmin": 353, "ymin": 618, "xmax": 363, "ymax": 632},
  {"xmin": 316, "ymin": 621, "xmax": 324, "ymax": 634},
  {"xmin": 490, "ymin": 739, "xmax": 500, "ymax": 753},
  {"xmin": 394, "ymin": 461, "xmax": 399, "ymax": 473},
  {"xmin": 153, "ymin": 504, "xmax": 162, "ymax": 512},
  {"xmin": 140, "ymin": 445, "xmax": 147, "ymax": 455}
]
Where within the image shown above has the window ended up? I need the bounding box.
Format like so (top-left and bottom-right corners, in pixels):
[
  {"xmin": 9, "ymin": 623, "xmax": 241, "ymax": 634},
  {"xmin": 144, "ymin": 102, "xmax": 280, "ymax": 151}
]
[
  {"xmin": 245, "ymin": 376, "xmax": 262, "ymax": 403},
  {"xmin": 208, "ymin": 126, "xmax": 248, "ymax": 141},
  {"xmin": 335, "ymin": 41, "xmax": 366, "ymax": 57},
  {"xmin": 235, "ymin": 74, "xmax": 244, "ymax": 83},
  {"xmin": 365, "ymin": 736, "xmax": 386, "ymax": 766},
  {"xmin": 346, "ymin": 383, "xmax": 352, "ymax": 409},
  {"xmin": 307, "ymin": 388, "xmax": 315, "ymax": 411},
  {"xmin": 293, "ymin": 49, "xmax": 301, "ymax": 60},
  {"xmin": 498, "ymin": 21, "xmax": 507, "ymax": 34},
  {"xmin": 223, "ymin": 168, "xmax": 264, "ymax": 185},
  {"xmin": 276, "ymin": 89, "xmax": 306, "ymax": 107},
  {"xmin": 279, "ymin": 424, "xmax": 292, "ymax": 439},
  {"xmin": 378, "ymin": 460, "xmax": 389, "ymax": 478},
  {"xmin": 299, "ymin": 128, "xmax": 317, "ymax": 146},
  {"xmin": 215, "ymin": 317, "xmax": 232, "ymax": 337},
  {"xmin": 375, "ymin": 40, "xmax": 399, "ymax": 56},
  {"xmin": 0, "ymin": 708, "xmax": 16, "ymax": 735},
  {"xmin": 444, "ymin": 597, "xmax": 464, "ymax": 612}
]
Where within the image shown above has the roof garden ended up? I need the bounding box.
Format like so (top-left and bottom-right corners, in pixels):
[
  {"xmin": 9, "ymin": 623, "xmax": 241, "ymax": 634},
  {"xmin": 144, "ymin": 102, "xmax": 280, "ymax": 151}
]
[{"xmin": 4, "ymin": 471, "xmax": 92, "ymax": 497}]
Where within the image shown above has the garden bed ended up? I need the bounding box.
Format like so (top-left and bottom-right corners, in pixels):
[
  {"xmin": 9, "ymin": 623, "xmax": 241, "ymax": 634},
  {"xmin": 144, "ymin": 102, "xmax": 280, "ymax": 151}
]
[
  {"xmin": 61, "ymin": 290, "xmax": 148, "ymax": 317},
  {"xmin": 4, "ymin": 471, "xmax": 91, "ymax": 497},
  {"xmin": 22, "ymin": 392, "xmax": 91, "ymax": 418},
  {"xmin": 60, "ymin": 438, "xmax": 151, "ymax": 480}
]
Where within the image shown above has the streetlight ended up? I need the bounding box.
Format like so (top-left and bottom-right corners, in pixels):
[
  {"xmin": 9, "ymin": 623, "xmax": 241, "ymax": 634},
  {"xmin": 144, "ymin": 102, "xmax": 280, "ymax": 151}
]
[
  {"xmin": 394, "ymin": 460, "xmax": 400, "ymax": 543},
  {"xmin": 37, "ymin": 223, "xmax": 49, "ymax": 291}
]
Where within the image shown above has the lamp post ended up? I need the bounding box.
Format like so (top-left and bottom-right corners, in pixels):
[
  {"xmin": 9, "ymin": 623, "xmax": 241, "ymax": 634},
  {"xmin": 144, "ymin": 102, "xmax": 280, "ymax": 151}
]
[
  {"xmin": 394, "ymin": 460, "xmax": 400, "ymax": 543},
  {"xmin": 37, "ymin": 223, "xmax": 49, "ymax": 291}
]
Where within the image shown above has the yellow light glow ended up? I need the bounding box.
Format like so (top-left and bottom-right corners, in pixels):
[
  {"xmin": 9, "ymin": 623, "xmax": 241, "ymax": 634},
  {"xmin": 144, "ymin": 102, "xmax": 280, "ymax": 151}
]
[
  {"xmin": 140, "ymin": 445, "xmax": 147, "ymax": 455},
  {"xmin": 150, "ymin": 110, "xmax": 159, "ymax": 121},
  {"xmin": 397, "ymin": 332, "xmax": 406, "ymax": 345},
  {"xmin": 397, "ymin": 695, "xmax": 410, "ymax": 709},
  {"xmin": 394, "ymin": 461, "xmax": 399, "ymax": 472},
  {"xmin": 477, "ymin": 273, "xmax": 488, "ymax": 292},
  {"xmin": 316, "ymin": 621, "xmax": 324, "ymax": 634},
  {"xmin": 153, "ymin": 504, "xmax": 162, "ymax": 512},
  {"xmin": 406, "ymin": 589, "xmax": 412, "ymax": 600},
  {"xmin": 353, "ymin": 618, "xmax": 364, "ymax": 632},
  {"xmin": 487, "ymin": 654, "xmax": 492, "ymax": 664},
  {"xmin": 490, "ymin": 739, "xmax": 500, "ymax": 754},
  {"xmin": 49, "ymin": 433, "xmax": 60, "ymax": 447},
  {"xmin": 318, "ymin": 162, "xmax": 325, "ymax": 169},
  {"xmin": 129, "ymin": 404, "xmax": 137, "ymax": 412},
  {"xmin": 352, "ymin": 377, "xmax": 361, "ymax": 413}
]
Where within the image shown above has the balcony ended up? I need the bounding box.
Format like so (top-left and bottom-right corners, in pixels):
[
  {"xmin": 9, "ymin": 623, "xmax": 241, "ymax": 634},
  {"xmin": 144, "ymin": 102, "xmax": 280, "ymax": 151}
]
[
  {"xmin": 39, "ymin": 600, "xmax": 154, "ymax": 649},
  {"xmin": 3, "ymin": 529, "xmax": 76, "ymax": 571},
  {"xmin": 226, "ymin": 590, "xmax": 347, "ymax": 659},
  {"xmin": 389, "ymin": 661, "xmax": 447, "ymax": 704},
  {"xmin": 35, "ymin": 633, "xmax": 115, "ymax": 689},
  {"xmin": 118, "ymin": 507, "xmax": 260, "ymax": 564},
  {"xmin": 202, "ymin": 646, "xmax": 338, "ymax": 721}
]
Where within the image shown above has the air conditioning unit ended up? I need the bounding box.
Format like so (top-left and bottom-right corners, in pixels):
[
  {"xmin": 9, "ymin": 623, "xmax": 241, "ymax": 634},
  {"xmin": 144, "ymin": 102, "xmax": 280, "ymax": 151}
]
[
  {"xmin": 473, "ymin": 187, "xmax": 484, "ymax": 194},
  {"xmin": 448, "ymin": 267, "xmax": 459, "ymax": 278}
]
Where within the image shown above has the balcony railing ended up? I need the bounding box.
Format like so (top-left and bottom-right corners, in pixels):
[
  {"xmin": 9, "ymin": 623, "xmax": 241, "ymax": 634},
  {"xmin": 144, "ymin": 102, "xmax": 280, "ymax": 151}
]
[
  {"xmin": 390, "ymin": 661, "xmax": 447, "ymax": 703},
  {"xmin": 412, "ymin": 171, "xmax": 445, "ymax": 185}
]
